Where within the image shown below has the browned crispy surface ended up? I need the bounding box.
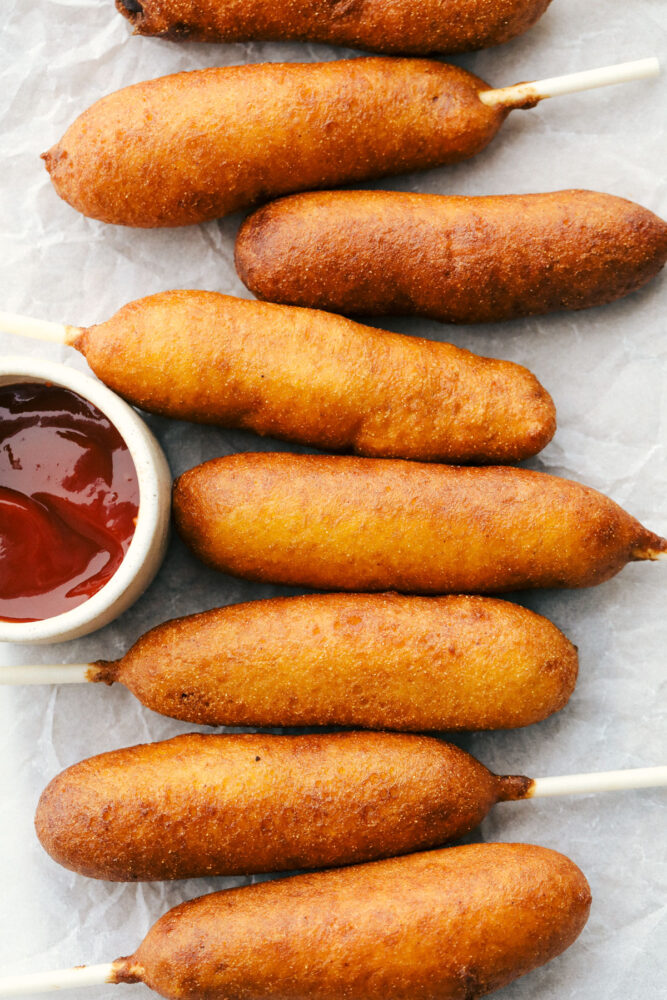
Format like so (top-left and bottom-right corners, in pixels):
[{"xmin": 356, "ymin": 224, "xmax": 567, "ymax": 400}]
[
  {"xmin": 95, "ymin": 593, "xmax": 577, "ymax": 730},
  {"xmin": 42, "ymin": 59, "xmax": 506, "ymax": 228},
  {"xmin": 34, "ymin": 731, "xmax": 516, "ymax": 881},
  {"xmin": 75, "ymin": 290, "xmax": 554, "ymax": 463},
  {"xmin": 236, "ymin": 189, "xmax": 667, "ymax": 323},
  {"xmin": 173, "ymin": 453, "xmax": 667, "ymax": 592},
  {"xmin": 116, "ymin": 0, "xmax": 552, "ymax": 54},
  {"xmin": 112, "ymin": 843, "xmax": 591, "ymax": 999}
]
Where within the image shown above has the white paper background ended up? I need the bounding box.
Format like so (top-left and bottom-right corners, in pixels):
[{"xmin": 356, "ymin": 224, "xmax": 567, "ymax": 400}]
[{"xmin": 1, "ymin": 0, "xmax": 666, "ymax": 996}]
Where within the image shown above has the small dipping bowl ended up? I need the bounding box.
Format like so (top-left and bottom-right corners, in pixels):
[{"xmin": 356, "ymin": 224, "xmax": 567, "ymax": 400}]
[{"xmin": 0, "ymin": 356, "xmax": 171, "ymax": 644}]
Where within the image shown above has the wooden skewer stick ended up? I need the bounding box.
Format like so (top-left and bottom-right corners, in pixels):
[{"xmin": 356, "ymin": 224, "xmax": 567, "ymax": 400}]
[
  {"xmin": 480, "ymin": 57, "xmax": 660, "ymax": 109},
  {"xmin": 0, "ymin": 311, "xmax": 79, "ymax": 345},
  {"xmin": 527, "ymin": 765, "xmax": 667, "ymax": 798},
  {"xmin": 0, "ymin": 963, "xmax": 117, "ymax": 996},
  {"xmin": 0, "ymin": 665, "xmax": 93, "ymax": 685}
]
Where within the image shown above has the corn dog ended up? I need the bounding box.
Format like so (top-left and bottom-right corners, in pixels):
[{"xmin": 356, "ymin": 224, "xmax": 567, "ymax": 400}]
[
  {"xmin": 90, "ymin": 593, "xmax": 577, "ymax": 730},
  {"xmin": 236, "ymin": 189, "xmax": 667, "ymax": 323},
  {"xmin": 112, "ymin": 845, "xmax": 591, "ymax": 999},
  {"xmin": 5, "ymin": 846, "xmax": 588, "ymax": 998},
  {"xmin": 43, "ymin": 59, "xmax": 505, "ymax": 227},
  {"xmin": 35, "ymin": 731, "xmax": 533, "ymax": 880},
  {"xmin": 56, "ymin": 290, "xmax": 554, "ymax": 463},
  {"xmin": 116, "ymin": 0, "xmax": 553, "ymax": 54},
  {"xmin": 173, "ymin": 453, "xmax": 667, "ymax": 593}
]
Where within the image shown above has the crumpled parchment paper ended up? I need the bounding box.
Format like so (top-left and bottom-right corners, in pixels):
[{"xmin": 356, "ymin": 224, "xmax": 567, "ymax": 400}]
[{"xmin": 1, "ymin": 0, "xmax": 666, "ymax": 996}]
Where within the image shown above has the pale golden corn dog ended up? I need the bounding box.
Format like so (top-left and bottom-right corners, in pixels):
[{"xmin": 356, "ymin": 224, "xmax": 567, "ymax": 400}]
[
  {"xmin": 64, "ymin": 290, "xmax": 555, "ymax": 463},
  {"xmin": 173, "ymin": 453, "xmax": 667, "ymax": 593},
  {"xmin": 91, "ymin": 593, "xmax": 578, "ymax": 731}
]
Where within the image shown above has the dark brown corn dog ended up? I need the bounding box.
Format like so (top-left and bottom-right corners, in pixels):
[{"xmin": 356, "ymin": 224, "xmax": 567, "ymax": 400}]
[
  {"xmin": 116, "ymin": 0, "xmax": 553, "ymax": 55},
  {"xmin": 35, "ymin": 731, "xmax": 532, "ymax": 880},
  {"xmin": 92, "ymin": 593, "xmax": 578, "ymax": 731},
  {"xmin": 173, "ymin": 453, "xmax": 667, "ymax": 593},
  {"xmin": 70, "ymin": 290, "xmax": 555, "ymax": 463},
  {"xmin": 43, "ymin": 59, "xmax": 507, "ymax": 228},
  {"xmin": 236, "ymin": 189, "xmax": 667, "ymax": 323},
  {"xmin": 110, "ymin": 844, "xmax": 591, "ymax": 1000}
]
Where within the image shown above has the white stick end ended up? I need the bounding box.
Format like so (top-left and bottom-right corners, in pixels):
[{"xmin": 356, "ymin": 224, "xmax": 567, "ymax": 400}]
[{"xmin": 0, "ymin": 311, "xmax": 79, "ymax": 346}]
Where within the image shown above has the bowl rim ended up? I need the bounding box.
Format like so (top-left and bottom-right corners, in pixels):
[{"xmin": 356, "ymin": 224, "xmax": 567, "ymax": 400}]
[{"xmin": 0, "ymin": 355, "xmax": 171, "ymax": 643}]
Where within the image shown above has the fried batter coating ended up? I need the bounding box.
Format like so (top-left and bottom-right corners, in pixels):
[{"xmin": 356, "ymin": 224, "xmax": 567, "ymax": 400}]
[
  {"xmin": 92, "ymin": 592, "xmax": 577, "ymax": 731},
  {"xmin": 236, "ymin": 189, "xmax": 667, "ymax": 323},
  {"xmin": 43, "ymin": 59, "xmax": 506, "ymax": 227},
  {"xmin": 110, "ymin": 843, "xmax": 591, "ymax": 1000},
  {"xmin": 173, "ymin": 453, "xmax": 667, "ymax": 593},
  {"xmin": 73, "ymin": 290, "xmax": 555, "ymax": 463},
  {"xmin": 35, "ymin": 731, "xmax": 531, "ymax": 880},
  {"xmin": 116, "ymin": 0, "xmax": 553, "ymax": 54}
]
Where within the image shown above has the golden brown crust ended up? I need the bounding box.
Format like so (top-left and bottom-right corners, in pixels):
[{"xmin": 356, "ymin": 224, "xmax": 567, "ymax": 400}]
[
  {"xmin": 113, "ymin": 843, "xmax": 591, "ymax": 999},
  {"xmin": 235, "ymin": 189, "xmax": 667, "ymax": 323},
  {"xmin": 35, "ymin": 731, "xmax": 508, "ymax": 881},
  {"xmin": 42, "ymin": 59, "xmax": 505, "ymax": 228},
  {"xmin": 116, "ymin": 0, "xmax": 552, "ymax": 54},
  {"xmin": 173, "ymin": 452, "xmax": 667, "ymax": 593},
  {"xmin": 75, "ymin": 290, "xmax": 554, "ymax": 463},
  {"xmin": 107, "ymin": 592, "xmax": 577, "ymax": 730}
]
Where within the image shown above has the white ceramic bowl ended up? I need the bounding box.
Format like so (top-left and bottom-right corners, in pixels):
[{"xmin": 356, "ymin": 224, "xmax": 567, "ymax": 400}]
[{"xmin": 0, "ymin": 356, "xmax": 172, "ymax": 644}]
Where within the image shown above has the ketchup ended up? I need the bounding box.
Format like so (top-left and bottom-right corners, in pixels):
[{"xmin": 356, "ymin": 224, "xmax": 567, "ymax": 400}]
[{"xmin": 0, "ymin": 383, "xmax": 139, "ymax": 623}]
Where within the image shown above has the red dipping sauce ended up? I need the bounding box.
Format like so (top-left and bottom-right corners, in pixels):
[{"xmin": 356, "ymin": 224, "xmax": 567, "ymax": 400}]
[{"xmin": 0, "ymin": 383, "xmax": 139, "ymax": 623}]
